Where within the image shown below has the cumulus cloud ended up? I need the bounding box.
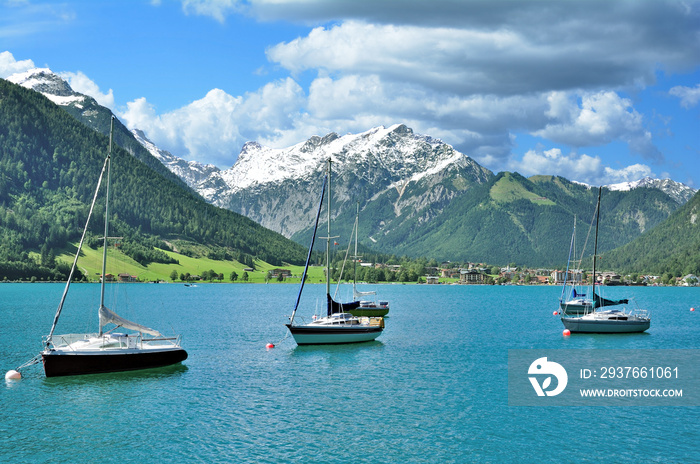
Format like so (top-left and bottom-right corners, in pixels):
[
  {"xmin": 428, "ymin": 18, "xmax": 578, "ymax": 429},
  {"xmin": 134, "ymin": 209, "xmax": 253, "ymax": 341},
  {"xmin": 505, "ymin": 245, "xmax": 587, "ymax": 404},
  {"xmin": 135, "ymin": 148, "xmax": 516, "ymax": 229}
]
[
  {"xmin": 148, "ymin": 1, "xmax": 698, "ymax": 183},
  {"xmin": 0, "ymin": 51, "xmax": 35, "ymax": 78},
  {"xmin": 510, "ymin": 146, "xmax": 654, "ymax": 186},
  {"xmin": 534, "ymin": 91, "xmax": 663, "ymax": 163},
  {"xmin": 119, "ymin": 78, "xmax": 305, "ymax": 167},
  {"xmin": 670, "ymin": 84, "xmax": 700, "ymax": 108},
  {"xmin": 59, "ymin": 71, "xmax": 115, "ymax": 109},
  {"xmin": 264, "ymin": 2, "xmax": 700, "ymax": 94},
  {"xmin": 267, "ymin": 21, "xmax": 633, "ymax": 96}
]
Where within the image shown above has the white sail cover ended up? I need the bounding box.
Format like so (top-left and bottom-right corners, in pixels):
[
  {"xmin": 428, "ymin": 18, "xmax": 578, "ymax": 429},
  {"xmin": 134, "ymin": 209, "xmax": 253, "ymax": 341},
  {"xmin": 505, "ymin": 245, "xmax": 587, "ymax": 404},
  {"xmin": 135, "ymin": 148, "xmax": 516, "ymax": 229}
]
[{"xmin": 99, "ymin": 306, "xmax": 161, "ymax": 336}]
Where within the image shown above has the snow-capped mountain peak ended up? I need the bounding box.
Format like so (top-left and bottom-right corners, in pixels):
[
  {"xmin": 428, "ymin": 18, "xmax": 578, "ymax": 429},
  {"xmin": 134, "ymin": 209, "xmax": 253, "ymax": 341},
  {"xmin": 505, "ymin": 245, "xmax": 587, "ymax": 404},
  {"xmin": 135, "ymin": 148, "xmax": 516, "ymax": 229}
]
[
  {"xmin": 131, "ymin": 129, "xmax": 220, "ymax": 187},
  {"xmin": 6, "ymin": 68, "xmax": 88, "ymax": 107},
  {"xmin": 213, "ymin": 124, "xmax": 461, "ymax": 195},
  {"xmin": 606, "ymin": 176, "xmax": 696, "ymax": 204}
]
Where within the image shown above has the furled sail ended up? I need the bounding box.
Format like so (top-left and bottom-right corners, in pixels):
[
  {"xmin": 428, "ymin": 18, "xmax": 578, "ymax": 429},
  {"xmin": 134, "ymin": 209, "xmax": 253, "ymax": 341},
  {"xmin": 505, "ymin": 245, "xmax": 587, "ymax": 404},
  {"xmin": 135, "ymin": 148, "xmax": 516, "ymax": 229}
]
[
  {"xmin": 327, "ymin": 294, "xmax": 360, "ymax": 316},
  {"xmin": 594, "ymin": 293, "xmax": 629, "ymax": 308},
  {"xmin": 99, "ymin": 306, "xmax": 161, "ymax": 336}
]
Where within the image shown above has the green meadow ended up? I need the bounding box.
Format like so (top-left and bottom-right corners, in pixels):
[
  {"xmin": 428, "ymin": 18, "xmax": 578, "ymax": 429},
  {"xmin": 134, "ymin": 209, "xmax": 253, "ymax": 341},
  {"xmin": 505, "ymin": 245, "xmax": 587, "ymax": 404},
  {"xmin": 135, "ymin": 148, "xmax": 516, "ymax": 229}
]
[{"xmin": 55, "ymin": 245, "xmax": 328, "ymax": 284}]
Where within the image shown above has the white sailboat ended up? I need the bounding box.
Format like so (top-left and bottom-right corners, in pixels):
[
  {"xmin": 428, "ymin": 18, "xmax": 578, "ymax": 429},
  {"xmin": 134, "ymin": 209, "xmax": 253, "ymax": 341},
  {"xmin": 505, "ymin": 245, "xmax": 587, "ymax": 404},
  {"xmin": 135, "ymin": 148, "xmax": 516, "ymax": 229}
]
[
  {"xmin": 560, "ymin": 187, "xmax": 650, "ymax": 333},
  {"xmin": 41, "ymin": 117, "xmax": 187, "ymax": 376},
  {"xmin": 286, "ymin": 159, "xmax": 384, "ymax": 345},
  {"xmin": 558, "ymin": 217, "xmax": 593, "ymax": 315}
]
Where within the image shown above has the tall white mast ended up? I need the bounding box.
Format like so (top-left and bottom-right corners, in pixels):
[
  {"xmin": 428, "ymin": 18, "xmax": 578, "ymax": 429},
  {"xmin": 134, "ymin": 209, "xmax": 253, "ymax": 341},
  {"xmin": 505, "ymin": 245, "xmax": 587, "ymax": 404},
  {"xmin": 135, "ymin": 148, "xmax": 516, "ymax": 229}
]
[
  {"xmin": 99, "ymin": 116, "xmax": 114, "ymax": 316},
  {"xmin": 326, "ymin": 158, "xmax": 331, "ymax": 296}
]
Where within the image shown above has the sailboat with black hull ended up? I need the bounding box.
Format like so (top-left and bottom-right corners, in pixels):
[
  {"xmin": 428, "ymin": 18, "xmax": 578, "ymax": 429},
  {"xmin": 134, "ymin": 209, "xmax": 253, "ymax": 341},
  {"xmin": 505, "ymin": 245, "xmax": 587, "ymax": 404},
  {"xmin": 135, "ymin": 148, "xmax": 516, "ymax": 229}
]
[
  {"xmin": 286, "ymin": 159, "xmax": 384, "ymax": 345},
  {"xmin": 560, "ymin": 187, "xmax": 650, "ymax": 333},
  {"xmin": 41, "ymin": 117, "xmax": 187, "ymax": 377},
  {"xmin": 343, "ymin": 203, "xmax": 390, "ymax": 318}
]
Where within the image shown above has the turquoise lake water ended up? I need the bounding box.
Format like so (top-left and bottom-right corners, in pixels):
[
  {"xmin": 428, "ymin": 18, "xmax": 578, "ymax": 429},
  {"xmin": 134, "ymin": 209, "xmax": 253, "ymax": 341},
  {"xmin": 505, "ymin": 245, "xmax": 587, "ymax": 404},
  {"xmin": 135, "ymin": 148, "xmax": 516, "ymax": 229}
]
[{"xmin": 2, "ymin": 283, "xmax": 699, "ymax": 463}]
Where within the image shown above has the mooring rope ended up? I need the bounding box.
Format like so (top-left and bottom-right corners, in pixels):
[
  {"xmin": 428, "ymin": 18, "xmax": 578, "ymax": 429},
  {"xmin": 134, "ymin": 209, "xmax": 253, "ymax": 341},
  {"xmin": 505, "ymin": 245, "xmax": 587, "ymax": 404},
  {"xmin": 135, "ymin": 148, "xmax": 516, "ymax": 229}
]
[{"xmin": 15, "ymin": 353, "xmax": 42, "ymax": 371}]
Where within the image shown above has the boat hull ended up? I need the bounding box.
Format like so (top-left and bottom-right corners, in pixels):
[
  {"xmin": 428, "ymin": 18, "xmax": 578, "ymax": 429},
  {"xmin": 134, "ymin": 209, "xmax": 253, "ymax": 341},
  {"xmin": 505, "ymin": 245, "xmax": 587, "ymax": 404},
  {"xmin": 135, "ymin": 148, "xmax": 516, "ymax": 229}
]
[
  {"xmin": 42, "ymin": 347, "xmax": 188, "ymax": 377},
  {"xmin": 286, "ymin": 324, "xmax": 383, "ymax": 345},
  {"xmin": 560, "ymin": 317, "xmax": 650, "ymax": 334},
  {"xmin": 347, "ymin": 307, "xmax": 389, "ymax": 317}
]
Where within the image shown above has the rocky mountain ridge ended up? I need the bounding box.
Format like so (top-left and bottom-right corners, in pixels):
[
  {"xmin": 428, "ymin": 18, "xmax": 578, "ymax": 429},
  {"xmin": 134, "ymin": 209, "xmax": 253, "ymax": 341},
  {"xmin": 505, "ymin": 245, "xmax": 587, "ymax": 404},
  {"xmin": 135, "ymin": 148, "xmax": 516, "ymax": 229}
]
[{"xmin": 6, "ymin": 67, "xmax": 697, "ymax": 265}]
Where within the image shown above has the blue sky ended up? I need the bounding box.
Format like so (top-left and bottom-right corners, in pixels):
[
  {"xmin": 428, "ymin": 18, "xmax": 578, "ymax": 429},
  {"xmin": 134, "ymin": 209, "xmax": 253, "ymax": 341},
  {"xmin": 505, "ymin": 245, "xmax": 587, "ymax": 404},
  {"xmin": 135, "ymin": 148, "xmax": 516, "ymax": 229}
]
[{"xmin": 1, "ymin": 0, "xmax": 699, "ymax": 187}]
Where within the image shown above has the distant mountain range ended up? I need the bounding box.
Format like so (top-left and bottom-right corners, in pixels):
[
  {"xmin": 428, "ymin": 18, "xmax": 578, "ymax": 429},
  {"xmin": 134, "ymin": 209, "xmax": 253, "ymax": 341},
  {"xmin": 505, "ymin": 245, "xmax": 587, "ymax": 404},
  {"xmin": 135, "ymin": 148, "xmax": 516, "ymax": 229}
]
[
  {"xmin": 133, "ymin": 119, "xmax": 695, "ymax": 267},
  {"xmin": 603, "ymin": 186, "xmax": 700, "ymax": 275},
  {"xmin": 7, "ymin": 67, "xmax": 698, "ymax": 269}
]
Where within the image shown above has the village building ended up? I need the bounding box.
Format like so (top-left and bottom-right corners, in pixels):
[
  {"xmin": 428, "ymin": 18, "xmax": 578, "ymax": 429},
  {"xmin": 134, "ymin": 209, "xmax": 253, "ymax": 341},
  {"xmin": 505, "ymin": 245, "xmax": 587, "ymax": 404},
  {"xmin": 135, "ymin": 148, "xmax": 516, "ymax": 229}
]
[
  {"xmin": 117, "ymin": 273, "xmax": 138, "ymax": 282},
  {"xmin": 270, "ymin": 268, "xmax": 292, "ymax": 278},
  {"xmin": 441, "ymin": 268, "xmax": 460, "ymax": 279},
  {"xmin": 599, "ymin": 272, "xmax": 622, "ymax": 285},
  {"xmin": 460, "ymin": 269, "xmax": 485, "ymax": 284},
  {"xmin": 551, "ymin": 269, "xmax": 584, "ymax": 285}
]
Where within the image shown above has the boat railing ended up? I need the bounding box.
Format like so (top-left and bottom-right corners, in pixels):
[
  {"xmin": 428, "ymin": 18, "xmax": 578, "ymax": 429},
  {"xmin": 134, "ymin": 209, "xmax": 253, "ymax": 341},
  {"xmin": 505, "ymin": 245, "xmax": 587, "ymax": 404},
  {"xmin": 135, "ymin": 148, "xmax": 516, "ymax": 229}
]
[
  {"xmin": 47, "ymin": 332, "xmax": 182, "ymax": 350},
  {"xmin": 629, "ymin": 308, "xmax": 650, "ymax": 319},
  {"xmin": 626, "ymin": 298, "xmax": 650, "ymax": 319},
  {"xmin": 142, "ymin": 334, "xmax": 182, "ymax": 347},
  {"xmin": 47, "ymin": 333, "xmax": 100, "ymax": 349}
]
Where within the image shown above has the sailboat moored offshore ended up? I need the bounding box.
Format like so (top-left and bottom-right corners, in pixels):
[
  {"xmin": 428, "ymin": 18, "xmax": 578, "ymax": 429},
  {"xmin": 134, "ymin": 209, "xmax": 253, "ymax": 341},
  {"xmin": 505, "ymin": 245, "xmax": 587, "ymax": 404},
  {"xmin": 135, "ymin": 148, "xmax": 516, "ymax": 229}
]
[
  {"xmin": 40, "ymin": 117, "xmax": 187, "ymax": 377},
  {"xmin": 560, "ymin": 187, "xmax": 651, "ymax": 334},
  {"xmin": 285, "ymin": 159, "xmax": 384, "ymax": 345}
]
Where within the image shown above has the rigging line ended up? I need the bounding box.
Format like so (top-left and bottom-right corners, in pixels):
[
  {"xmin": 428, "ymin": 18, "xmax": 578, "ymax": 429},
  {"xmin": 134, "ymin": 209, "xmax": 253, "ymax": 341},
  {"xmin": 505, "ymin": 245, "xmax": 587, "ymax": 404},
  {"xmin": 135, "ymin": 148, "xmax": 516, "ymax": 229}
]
[
  {"xmin": 576, "ymin": 197, "xmax": 598, "ymax": 272},
  {"xmin": 560, "ymin": 217, "xmax": 576, "ymax": 301},
  {"xmin": 46, "ymin": 153, "xmax": 111, "ymax": 346},
  {"xmin": 289, "ymin": 174, "xmax": 327, "ymax": 325},
  {"xmin": 333, "ymin": 219, "xmax": 356, "ymax": 299}
]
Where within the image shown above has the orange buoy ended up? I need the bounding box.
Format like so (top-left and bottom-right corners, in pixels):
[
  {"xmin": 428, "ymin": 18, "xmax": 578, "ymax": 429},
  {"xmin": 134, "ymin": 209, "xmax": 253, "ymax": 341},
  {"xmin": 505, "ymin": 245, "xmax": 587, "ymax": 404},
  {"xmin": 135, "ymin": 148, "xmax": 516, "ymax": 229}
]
[
  {"xmin": 563, "ymin": 329, "xmax": 571, "ymax": 336},
  {"xmin": 5, "ymin": 370, "xmax": 21, "ymax": 380},
  {"xmin": 553, "ymin": 311, "xmax": 558, "ymax": 316},
  {"xmin": 691, "ymin": 308, "xmax": 695, "ymax": 312},
  {"xmin": 266, "ymin": 343, "xmax": 275, "ymax": 349}
]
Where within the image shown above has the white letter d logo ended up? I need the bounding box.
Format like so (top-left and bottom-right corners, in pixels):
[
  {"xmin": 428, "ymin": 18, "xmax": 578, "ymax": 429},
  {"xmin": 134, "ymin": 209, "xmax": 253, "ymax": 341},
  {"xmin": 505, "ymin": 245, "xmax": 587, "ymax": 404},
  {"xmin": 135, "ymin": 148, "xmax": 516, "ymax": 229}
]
[{"xmin": 528, "ymin": 357, "xmax": 568, "ymax": 397}]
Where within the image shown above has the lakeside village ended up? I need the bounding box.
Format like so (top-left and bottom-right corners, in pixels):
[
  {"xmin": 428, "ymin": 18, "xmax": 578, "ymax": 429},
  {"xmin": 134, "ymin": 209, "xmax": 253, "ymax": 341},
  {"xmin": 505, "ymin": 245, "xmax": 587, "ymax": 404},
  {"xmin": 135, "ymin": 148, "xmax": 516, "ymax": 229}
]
[
  {"xmin": 106, "ymin": 263, "xmax": 698, "ymax": 287},
  {"xmin": 342, "ymin": 263, "xmax": 700, "ymax": 287}
]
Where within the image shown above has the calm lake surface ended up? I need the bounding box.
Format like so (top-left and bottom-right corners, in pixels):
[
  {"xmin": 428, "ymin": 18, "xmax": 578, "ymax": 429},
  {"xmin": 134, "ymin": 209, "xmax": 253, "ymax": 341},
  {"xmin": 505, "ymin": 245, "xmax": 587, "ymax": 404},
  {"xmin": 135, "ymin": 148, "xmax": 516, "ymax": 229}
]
[{"xmin": 2, "ymin": 283, "xmax": 699, "ymax": 463}]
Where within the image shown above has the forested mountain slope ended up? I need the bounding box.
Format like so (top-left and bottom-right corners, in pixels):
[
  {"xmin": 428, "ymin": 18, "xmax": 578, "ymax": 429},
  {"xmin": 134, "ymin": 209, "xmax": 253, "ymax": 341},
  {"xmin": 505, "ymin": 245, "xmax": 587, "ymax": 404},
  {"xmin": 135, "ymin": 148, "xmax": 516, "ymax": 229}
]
[{"xmin": 0, "ymin": 79, "xmax": 306, "ymax": 280}]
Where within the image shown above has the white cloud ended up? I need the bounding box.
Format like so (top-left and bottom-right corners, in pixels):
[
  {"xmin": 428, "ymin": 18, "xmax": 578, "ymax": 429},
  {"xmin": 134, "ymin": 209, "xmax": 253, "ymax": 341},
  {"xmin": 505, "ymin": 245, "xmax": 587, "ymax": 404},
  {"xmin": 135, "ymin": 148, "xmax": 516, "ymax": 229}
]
[
  {"xmin": 267, "ymin": 21, "xmax": 589, "ymax": 96},
  {"xmin": 602, "ymin": 164, "xmax": 655, "ymax": 184},
  {"xmin": 180, "ymin": 0, "xmax": 242, "ymax": 22},
  {"xmin": 670, "ymin": 84, "xmax": 700, "ymax": 108},
  {"xmin": 119, "ymin": 78, "xmax": 305, "ymax": 167},
  {"xmin": 118, "ymin": 1, "xmax": 700, "ymax": 185},
  {"xmin": 59, "ymin": 71, "xmax": 115, "ymax": 109},
  {"xmin": 510, "ymin": 146, "xmax": 654, "ymax": 185},
  {"xmin": 534, "ymin": 91, "xmax": 663, "ymax": 162},
  {"xmin": 0, "ymin": 51, "xmax": 35, "ymax": 78}
]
